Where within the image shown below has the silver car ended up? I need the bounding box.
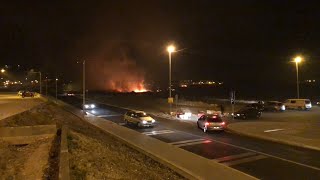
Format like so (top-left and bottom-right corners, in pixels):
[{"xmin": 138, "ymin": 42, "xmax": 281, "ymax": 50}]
[
  {"xmin": 124, "ymin": 110, "xmax": 156, "ymax": 127},
  {"xmin": 197, "ymin": 114, "xmax": 226, "ymax": 132}
]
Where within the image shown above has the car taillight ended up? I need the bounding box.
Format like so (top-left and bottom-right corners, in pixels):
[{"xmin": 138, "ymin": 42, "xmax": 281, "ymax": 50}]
[
  {"xmin": 221, "ymin": 122, "xmax": 225, "ymax": 125},
  {"xmin": 205, "ymin": 122, "xmax": 210, "ymax": 126}
]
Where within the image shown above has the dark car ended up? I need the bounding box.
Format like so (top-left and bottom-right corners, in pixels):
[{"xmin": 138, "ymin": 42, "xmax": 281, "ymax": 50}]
[
  {"xmin": 246, "ymin": 103, "xmax": 264, "ymax": 111},
  {"xmin": 22, "ymin": 91, "xmax": 34, "ymax": 98},
  {"xmin": 264, "ymin": 101, "xmax": 286, "ymax": 112},
  {"xmin": 197, "ymin": 114, "xmax": 226, "ymax": 132},
  {"xmin": 234, "ymin": 108, "xmax": 261, "ymax": 119}
]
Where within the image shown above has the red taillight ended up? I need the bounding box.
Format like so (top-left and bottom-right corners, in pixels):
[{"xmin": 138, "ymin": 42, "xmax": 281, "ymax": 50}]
[
  {"xmin": 205, "ymin": 122, "xmax": 210, "ymax": 126},
  {"xmin": 221, "ymin": 122, "xmax": 225, "ymax": 125}
]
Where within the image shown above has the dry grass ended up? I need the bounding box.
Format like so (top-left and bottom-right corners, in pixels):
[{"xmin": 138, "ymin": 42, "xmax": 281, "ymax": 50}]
[
  {"xmin": 0, "ymin": 103, "xmax": 56, "ymax": 127},
  {"xmin": 0, "ymin": 138, "xmax": 53, "ymax": 179},
  {"xmin": 68, "ymin": 130, "xmax": 184, "ymax": 180}
]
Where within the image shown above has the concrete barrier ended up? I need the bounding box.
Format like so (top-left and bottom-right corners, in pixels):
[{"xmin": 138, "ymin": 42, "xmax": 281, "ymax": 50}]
[{"xmin": 59, "ymin": 126, "xmax": 70, "ymax": 180}]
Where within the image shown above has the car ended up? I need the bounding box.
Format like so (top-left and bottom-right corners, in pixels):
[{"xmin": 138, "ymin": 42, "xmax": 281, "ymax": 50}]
[
  {"xmin": 83, "ymin": 103, "xmax": 96, "ymax": 110},
  {"xmin": 283, "ymin": 99, "xmax": 312, "ymax": 110},
  {"xmin": 264, "ymin": 101, "xmax": 285, "ymax": 112},
  {"xmin": 124, "ymin": 110, "xmax": 156, "ymax": 127},
  {"xmin": 246, "ymin": 103, "xmax": 264, "ymax": 111},
  {"xmin": 21, "ymin": 91, "xmax": 34, "ymax": 98},
  {"xmin": 17, "ymin": 90, "xmax": 23, "ymax": 96},
  {"xmin": 197, "ymin": 114, "xmax": 226, "ymax": 132},
  {"xmin": 234, "ymin": 108, "xmax": 261, "ymax": 119}
]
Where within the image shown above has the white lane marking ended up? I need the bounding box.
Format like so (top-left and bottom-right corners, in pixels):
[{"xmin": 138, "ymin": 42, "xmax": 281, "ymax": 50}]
[
  {"xmin": 222, "ymin": 155, "xmax": 267, "ymax": 166},
  {"xmin": 169, "ymin": 138, "xmax": 206, "ymax": 145},
  {"xmin": 177, "ymin": 130, "xmax": 320, "ymax": 171},
  {"xmin": 142, "ymin": 130, "xmax": 175, "ymax": 136},
  {"xmin": 97, "ymin": 114, "xmax": 122, "ymax": 118},
  {"xmin": 175, "ymin": 140, "xmax": 212, "ymax": 147},
  {"xmin": 264, "ymin": 129, "xmax": 284, "ymax": 133},
  {"xmin": 213, "ymin": 152, "xmax": 257, "ymax": 163}
]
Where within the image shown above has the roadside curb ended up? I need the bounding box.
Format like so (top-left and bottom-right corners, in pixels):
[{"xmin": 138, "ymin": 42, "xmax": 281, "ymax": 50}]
[
  {"xmin": 227, "ymin": 127, "xmax": 320, "ymax": 152},
  {"xmin": 59, "ymin": 126, "xmax": 70, "ymax": 180}
]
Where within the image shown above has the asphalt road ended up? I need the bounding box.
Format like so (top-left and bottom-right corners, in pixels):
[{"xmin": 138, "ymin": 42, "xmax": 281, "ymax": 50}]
[{"xmin": 60, "ymin": 96, "xmax": 320, "ymax": 179}]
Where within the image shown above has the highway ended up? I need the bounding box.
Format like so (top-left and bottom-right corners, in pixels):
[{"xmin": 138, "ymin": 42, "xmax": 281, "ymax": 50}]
[{"xmin": 60, "ymin": 96, "xmax": 320, "ymax": 179}]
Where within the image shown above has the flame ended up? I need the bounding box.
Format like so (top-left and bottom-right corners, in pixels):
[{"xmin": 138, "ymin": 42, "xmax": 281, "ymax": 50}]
[
  {"xmin": 133, "ymin": 88, "xmax": 148, "ymax": 93},
  {"xmin": 84, "ymin": 43, "xmax": 150, "ymax": 92}
]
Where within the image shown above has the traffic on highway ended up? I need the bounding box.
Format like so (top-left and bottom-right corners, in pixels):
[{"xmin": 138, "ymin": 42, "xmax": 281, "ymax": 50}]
[{"xmin": 58, "ymin": 94, "xmax": 320, "ymax": 179}]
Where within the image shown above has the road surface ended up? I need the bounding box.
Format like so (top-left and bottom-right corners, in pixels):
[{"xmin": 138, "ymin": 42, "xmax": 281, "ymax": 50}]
[{"xmin": 60, "ymin": 96, "xmax": 320, "ymax": 179}]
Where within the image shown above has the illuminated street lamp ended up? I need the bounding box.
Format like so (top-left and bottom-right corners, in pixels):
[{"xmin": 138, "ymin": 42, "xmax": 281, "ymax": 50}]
[
  {"xmin": 77, "ymin": 60, "xmax": 86, "ymax": 110},
  {"xmin": 294, "ymin": 56, "xmax": 302, "ymax": 98},
  {"xmin": 1, "ymin": 69, "xmax": 5, "ymax": 73},
  {"xmin": 55, "ymin": 78, "xmax": 58, "ymax": 100},
  {"xmin": 167, "ymin": 45, "xmax": 176, "ymax": 114}
]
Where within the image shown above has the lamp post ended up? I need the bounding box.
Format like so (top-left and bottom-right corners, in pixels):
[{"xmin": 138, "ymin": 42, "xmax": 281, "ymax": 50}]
[
  {"xmin": 55, "ymin": 78, "xmax": 58, "ymax": 100},
  {"xmin": 45, "ymin": 76, "xmax": 48, "ymax": 96},
  {"xmin": 294, "ymin": 56, "xmax": 302, "ymax": 99},
  {"xmin": 167, "ymin": 45, "xmax": 175, "ymax": 114},
  {"xmin": 77, "ymin": 60, "xmax": 86, "ymax": 109}
]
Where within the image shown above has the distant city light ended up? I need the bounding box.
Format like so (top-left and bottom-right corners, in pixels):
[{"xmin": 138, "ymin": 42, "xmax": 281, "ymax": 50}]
[{"xmin": 1, "ymin": 69, "xmax": 5, "ymax": 73}]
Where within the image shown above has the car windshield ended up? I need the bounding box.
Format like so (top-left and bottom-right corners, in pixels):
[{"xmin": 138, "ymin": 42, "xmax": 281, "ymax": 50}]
[
  {"xmin": 207, "ymin": 116, "xmax": 222, "ymax": 122},
  {"xmin": 305, "ymin": 100, "xmax": 311, "ymax": 104},
  {"xmin": 136, "ymin": 113, "xmax": 149, "ymax": 117}
]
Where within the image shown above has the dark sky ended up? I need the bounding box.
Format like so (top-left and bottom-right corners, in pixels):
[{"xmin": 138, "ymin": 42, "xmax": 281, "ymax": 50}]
[{"xmin": 1, "ymin": 1, "xmax": 320, "ymax": 91}]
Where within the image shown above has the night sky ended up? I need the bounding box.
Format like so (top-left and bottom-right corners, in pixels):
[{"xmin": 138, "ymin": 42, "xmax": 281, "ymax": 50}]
[{"xmin": 1, "ymin": 1, "xmax": 320, "ymax": 93}]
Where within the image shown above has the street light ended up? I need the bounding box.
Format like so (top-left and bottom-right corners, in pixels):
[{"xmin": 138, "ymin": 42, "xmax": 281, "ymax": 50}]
[
  {"xmin": 1, "ymin": 69, "xmax": 5, "ymax": 73},
  {"xmin": 77, "ymin": 60, "xmax": 86, "ymax": 110},
  {"xmin": 294, "ymin": 56, "xmax": 302, "ymax": 99},
  {"xmin": 167, "ymin": 45, "xmax": 176, "ymax": 114},
  {"xmin": 45, "ymin": 76, "xmax": 48, "ymax": 96},
  {"xmin": 55, "ymin": 78, "xmax": 58, "ymax": 100}
]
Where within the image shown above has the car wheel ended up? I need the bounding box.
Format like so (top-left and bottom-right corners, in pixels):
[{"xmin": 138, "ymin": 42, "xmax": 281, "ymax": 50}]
[{"xmin": 203, "ymin": 126, "xmax": 207, "ymax": 133}]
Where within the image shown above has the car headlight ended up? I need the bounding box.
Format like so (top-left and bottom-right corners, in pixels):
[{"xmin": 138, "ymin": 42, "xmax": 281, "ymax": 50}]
[
  {"xmin": 90, "ymin": 104, "xmax": 95, "ymax": 108},
  {"xmin": 142, "ymin": 120, "xmax": 147, "ymax": 124},
  {"xmin": 84, "ymin": 105, "xmax": 89, "ymax": 109},
  {"xmin": 236, "ymin": 114, "xmax": 240, "ymax": 116},
  {"xmin": 151, "ymin": 120, "xmax": 155, "ymax": 123}
]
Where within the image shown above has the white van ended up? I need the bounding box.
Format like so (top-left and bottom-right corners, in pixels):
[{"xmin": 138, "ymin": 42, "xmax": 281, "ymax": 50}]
[{"xmin": 283, "ymin": 99, "xmax": 312, "ymax": 110}]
